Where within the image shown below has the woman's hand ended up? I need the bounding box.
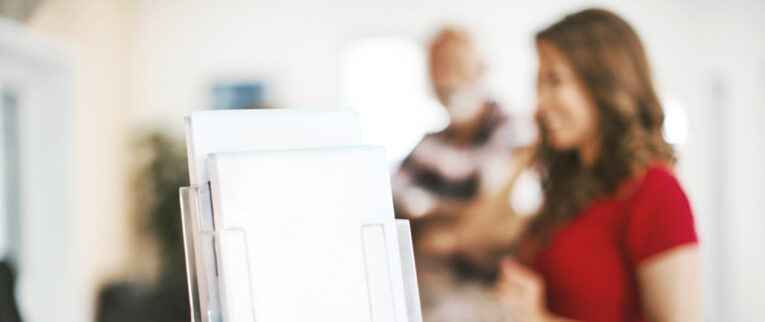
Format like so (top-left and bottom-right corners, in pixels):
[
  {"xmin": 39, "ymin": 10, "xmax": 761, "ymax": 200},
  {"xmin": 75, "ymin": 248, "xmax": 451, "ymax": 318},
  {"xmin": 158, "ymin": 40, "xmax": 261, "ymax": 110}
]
[
  {"xmin": 495, "ymin": 258, "xmax": 551, "ymax": 322},
  {"xmin": 416, "ymin": 223, "xmax": 460, "ymax": 258},
  {"xmin": 495, "ymin": 258, "xmax": 580, "ymax": 322}
]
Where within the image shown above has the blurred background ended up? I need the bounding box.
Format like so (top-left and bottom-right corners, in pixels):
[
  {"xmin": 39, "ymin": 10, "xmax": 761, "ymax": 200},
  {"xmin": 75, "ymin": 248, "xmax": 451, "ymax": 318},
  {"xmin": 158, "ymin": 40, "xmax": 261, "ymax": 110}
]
[{"xmin": 0, "ymin": 0, "xmax": 763, "ymax": 321}]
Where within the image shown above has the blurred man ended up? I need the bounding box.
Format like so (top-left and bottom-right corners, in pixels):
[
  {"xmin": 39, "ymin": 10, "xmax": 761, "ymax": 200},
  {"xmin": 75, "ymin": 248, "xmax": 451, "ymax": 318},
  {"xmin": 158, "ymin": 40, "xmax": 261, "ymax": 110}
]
[
  {"xmin": 392, "ymin": 27, "xmax": 529, "ymax": 321},
  {"xmin": 393, "ymin": 27, "xmax": 515, "ymax": 230}
]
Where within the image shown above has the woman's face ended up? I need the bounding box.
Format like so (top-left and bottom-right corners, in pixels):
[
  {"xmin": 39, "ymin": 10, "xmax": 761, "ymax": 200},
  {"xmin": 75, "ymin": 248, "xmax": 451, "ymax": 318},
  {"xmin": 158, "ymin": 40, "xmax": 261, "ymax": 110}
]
[{"xmin": 536, "ymin": 41, "xmax": 598, "ymax": 151}]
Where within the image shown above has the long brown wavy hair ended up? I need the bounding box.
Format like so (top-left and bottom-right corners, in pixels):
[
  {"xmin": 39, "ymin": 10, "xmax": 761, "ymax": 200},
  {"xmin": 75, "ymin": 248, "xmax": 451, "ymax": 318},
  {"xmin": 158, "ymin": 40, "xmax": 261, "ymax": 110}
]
[{"xmin": 528, "ymin": 8, "xmax": 675, "ymax": 238}]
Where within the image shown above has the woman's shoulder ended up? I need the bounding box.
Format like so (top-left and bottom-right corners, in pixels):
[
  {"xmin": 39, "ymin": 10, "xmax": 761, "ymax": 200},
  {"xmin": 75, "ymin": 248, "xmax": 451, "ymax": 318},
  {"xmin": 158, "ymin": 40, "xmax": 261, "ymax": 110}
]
[
  {"xmin": 628, "ymin": 162, "xmax": 691, "ymax": 209},
  {"xmin": 639, "ymin": 163, "xmax": 682, "ymax": 190},
  {"xmin": 613, "ymin": 163, "xmax": 679, "ymax": 200},
  {"xmin": 623, "ymin": 163, "xmax": 698, "ymax": 262}
]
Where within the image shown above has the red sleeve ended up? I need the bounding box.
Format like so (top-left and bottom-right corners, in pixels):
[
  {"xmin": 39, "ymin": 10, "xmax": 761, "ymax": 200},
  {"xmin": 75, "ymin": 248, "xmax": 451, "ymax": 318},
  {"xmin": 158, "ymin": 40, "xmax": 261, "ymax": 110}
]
[{"xmin": 625, "ymin": 168, "xmax": 698, "ymax": 263}]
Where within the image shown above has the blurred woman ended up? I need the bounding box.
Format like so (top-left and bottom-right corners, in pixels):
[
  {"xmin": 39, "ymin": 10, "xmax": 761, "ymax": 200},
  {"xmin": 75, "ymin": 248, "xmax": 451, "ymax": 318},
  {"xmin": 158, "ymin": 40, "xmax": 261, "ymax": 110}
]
[{"xmin": 495, "ymin": 8, "xmax": 700, "ymax": 322}]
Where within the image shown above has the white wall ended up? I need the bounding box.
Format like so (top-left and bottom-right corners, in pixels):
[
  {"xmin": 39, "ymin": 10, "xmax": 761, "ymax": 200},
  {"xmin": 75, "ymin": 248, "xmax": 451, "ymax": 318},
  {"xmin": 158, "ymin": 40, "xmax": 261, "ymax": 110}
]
[{"xmin": 698, "ymin": 4, "xmax": 765, "ymax": 319}]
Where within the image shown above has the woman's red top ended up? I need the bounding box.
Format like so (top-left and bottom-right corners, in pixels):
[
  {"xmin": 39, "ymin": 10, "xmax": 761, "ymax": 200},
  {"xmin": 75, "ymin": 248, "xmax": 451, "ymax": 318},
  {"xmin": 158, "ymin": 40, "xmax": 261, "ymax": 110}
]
[{"xmin": 518, "ymin": 165, "xmax": 698, "ymax": 322}]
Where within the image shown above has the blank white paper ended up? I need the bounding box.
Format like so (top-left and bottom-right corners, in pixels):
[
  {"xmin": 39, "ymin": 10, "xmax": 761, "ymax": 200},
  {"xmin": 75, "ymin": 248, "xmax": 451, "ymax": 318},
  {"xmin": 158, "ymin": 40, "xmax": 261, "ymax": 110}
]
[{"xmin": 208, "ymin": 146, "xmax": 408, "ymax": 322}]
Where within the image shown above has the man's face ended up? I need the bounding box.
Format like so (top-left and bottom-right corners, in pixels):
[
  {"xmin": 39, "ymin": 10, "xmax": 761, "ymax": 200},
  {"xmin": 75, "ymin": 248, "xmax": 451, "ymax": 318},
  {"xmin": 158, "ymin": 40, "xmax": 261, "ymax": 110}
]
[{"xmin": 429, "ymin": 40, "xmax": 483, "ymax": 106}]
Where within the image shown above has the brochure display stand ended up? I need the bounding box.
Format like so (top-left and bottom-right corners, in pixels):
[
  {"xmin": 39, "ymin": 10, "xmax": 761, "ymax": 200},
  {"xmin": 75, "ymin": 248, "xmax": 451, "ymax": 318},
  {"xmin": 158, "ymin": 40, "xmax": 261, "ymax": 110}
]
[
  {"xmin": 179, "ymin": 185, "xmax": 422, "ymax": 322},
  {"xmin": 178, "ymin": 109, "xmax": 422, "ymax": 322}
]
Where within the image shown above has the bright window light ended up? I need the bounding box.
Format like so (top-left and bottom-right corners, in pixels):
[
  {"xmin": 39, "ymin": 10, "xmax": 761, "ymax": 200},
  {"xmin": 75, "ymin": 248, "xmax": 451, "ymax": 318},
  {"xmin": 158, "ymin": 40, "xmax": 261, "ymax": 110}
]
[
  {"xmin": 341, "ymin": 37, "xmax": 448, "ymax": 165},
  {"xmin": 663, "ymin": 100, "xmax": 689, "ymax": 147}
]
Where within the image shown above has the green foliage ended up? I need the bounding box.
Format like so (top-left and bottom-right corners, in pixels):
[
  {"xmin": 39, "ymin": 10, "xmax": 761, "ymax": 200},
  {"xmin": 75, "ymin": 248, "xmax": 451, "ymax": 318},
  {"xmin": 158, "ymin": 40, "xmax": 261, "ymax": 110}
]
[{"xmin": 132, "ymin": 131, "xmax": 189, "ymax": 283}]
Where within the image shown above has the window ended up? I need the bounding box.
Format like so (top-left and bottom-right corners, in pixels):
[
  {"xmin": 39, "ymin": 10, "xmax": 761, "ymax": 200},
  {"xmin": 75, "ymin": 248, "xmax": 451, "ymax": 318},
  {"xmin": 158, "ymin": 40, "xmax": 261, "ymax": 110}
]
[{"xmin": 341, "ymin": 37, "xmax": 448, "ymax": 165}]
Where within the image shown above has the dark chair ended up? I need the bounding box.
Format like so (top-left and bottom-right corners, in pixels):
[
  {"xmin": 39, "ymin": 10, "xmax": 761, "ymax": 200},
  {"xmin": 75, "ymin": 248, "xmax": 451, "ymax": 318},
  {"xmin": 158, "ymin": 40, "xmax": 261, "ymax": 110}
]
[{"xmin": 0, "ymin": 261, "xmax": 22, "ymax": 322}]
